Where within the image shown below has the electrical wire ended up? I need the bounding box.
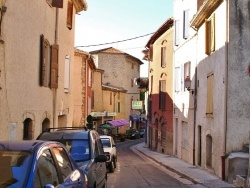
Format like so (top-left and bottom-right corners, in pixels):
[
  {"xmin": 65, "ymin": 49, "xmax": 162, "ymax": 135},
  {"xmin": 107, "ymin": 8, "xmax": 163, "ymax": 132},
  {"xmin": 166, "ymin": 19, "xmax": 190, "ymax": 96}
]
[{"xmin": 75, "ymin": 32, "xmax": 155, "ymax": 48}]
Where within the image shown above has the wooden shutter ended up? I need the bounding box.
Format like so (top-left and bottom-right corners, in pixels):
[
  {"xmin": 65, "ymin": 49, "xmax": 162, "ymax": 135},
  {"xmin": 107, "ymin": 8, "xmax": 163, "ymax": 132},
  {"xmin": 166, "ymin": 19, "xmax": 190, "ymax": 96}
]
[
  {"xmin": 149, "ymin": 44, "xmax": 153, "ymax": 61},
  {"xmin": 40, "ymin": 34, "xmax": 45, "ymax": 86},
  {"xmin": 161, "ymin": 47, "xmax": 166, "ymax": 68},
  {"xmin": 205, "ymin": 19, "xmax": 210, "ymax": 55},
  {"xmin": 91, "ymin": 91, "xmax": 94, "ymax": 109},
  {"xmin": 159, "ymin": 80, "xmax": 166, "ymax": 110},
  {"xmin": 67, "ymin": 1, "xmax": 73, "ymax": 29},
  {"xmin": 51, "ymin": 0, "xmax": 63, "ymax": 8},
  {"xmin": 50, "ymin": 44, "xmax": 59, "ymax": 89},
  {"xmin": 210, "ymin": 14, "xmax": 215, "ymax": 52}
]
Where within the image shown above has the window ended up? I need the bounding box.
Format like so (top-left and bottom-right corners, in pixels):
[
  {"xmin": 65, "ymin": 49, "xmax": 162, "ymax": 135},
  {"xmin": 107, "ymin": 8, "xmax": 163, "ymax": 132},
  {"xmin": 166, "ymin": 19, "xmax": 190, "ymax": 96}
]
[
  {"xmin": 110, "ymin": 92, "xmax": 112, "ymax": 105},
  {"xmin": 184, "ymin": 61, "xmax": 191, "ymax": 84},
  {"xmin": 131, "ymin": 79, "xmax": 134, "ymax": 87},
  {"xmin": 159, "ymin": 80, "xmax": 166, "ymax": 110},
  {"xmin": 150, "ymin": 75, "xmax": 153, "ymax": 94},
  {"xmin": 88, "ymin": 67, "xmax": 92, "ymax": 87},
  {"xmin": 183, "ymin": 10, "xmax": 190, "ymax": 39},
  {"xmin": 117, "ymin": 92, "xmax": 120, "ymax": 100},
  {"xmin": 174, "ymin": 20, "xmax": 180, "ymax": 46},
  {"xmin": 91, "ymin": 91, "xmax": 94, "ymax": 109},
  {"xmin": 161, "ymin": 47, "xmax": 166, "ymax": 68},
  {"xmin": 117, "ymin": 102, "xmax": 121, "ymax": 113},
  {"xmin": 35, "ymin": 149, "xmax": 59, "ymax": 187},
  {"xmin": 52, "ymin": 147, "xmax": 73, "ymax": 179},
  {"xmin": 206, "ymin": 73, "xmax": 214, "ymax": 117},
  {"xmin": 64, "ymin": 56, "xmax": 70, "ymax": 93},
  {"xmin": 175, "ymin": 67, "xmax": 180, "ymax": 92},
  {"xmin": 66, "ymin": 0, "xmax": 73, "ymax": 29},
  {"xmin": 205, "ymin": 14, "xmax": 215, "ymax": 55},
  {"xmin": 131, "ymin": 63, "xmax": 134, "ymax": 69}
]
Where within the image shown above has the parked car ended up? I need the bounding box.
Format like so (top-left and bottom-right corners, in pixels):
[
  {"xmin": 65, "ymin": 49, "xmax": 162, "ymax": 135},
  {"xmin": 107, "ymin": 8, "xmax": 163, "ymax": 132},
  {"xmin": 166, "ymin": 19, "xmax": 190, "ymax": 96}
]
[
  {"xmin": 0, "ymin": 140, "xmax": 87, "ymax": 188},
  {"xmin": 100, "ymin": 135, "xmax": 117, "ymax": 173},
  {"xmin": 37, "ymin": 127, "xmax": 107, "ymax": 188},
  {"xmin": 139, "ymin": 128, "xmax": 145, "ymax": 138},
  {"xmin": 125, "ymin": 129, "xmax": 140, "ymax": 139}
]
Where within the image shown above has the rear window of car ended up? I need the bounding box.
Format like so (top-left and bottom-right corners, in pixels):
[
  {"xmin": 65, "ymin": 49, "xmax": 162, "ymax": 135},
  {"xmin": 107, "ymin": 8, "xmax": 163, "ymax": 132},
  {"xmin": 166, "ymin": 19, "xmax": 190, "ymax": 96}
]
[
  {"xmin": 56, "ymin": 139, "xmax": 90, "ymax": 162},
  {"xmin": 0, "ymin": 151, "xmax": 32, "ymax": 188},
  {"xmin": 100, "ymin": 138, "xmax": 111, "ymax": 148}
]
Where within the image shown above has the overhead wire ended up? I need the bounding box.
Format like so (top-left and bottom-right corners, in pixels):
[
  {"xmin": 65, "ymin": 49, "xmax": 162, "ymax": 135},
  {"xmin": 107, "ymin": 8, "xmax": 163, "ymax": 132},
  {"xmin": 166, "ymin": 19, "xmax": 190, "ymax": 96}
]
[{"xmin": 75, "ymin": 32, "xmax": 155, "ymax": 48}]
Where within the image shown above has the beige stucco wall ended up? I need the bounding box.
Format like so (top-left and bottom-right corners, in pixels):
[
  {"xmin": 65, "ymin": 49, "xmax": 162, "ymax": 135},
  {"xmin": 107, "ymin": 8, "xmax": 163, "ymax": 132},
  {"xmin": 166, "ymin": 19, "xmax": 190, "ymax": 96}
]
[
  {"xmin": 195, "ymin": 1, "xmax": 227, "ymax": 177},
  {"xmin": 0, "ymin": 0, "xmax": 76, "ymax": 140}
]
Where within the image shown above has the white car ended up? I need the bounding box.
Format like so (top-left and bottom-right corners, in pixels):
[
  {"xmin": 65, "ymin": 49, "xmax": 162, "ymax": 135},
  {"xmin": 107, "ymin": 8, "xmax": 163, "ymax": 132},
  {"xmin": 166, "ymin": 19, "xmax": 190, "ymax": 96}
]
[{"xmin": 100, "ymin": 135, "xmax": 117, "ymax": 173}]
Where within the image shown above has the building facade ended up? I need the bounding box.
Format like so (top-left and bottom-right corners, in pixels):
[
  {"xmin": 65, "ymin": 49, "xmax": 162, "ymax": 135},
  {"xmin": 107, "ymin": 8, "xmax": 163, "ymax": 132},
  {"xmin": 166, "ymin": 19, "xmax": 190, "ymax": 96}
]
[
  {"xmin": 90, "ymin": 47, "xmax": 143, "ymax": 132},
  {"xmin": 0, "ymin": 0, "xmax": 87, "ymax": 140},
  {"xmin": 144, "ymin": 18, "xmax": 174, "ymax": 155}
]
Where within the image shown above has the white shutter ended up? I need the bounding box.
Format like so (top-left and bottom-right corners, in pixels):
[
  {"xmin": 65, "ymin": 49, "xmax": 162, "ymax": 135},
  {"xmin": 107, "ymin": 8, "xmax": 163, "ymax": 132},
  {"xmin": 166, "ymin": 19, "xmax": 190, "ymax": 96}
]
[
  {"xmin": 183, "ymin": 10, "xmax": 189, "ymax": 39},
  {"xmin": 175, "ymin": 67, "xmax": 180, "ymax": 92},
  {"xmin": 175, "ymin": 20, "xmax": 180, "ymax": 46}
]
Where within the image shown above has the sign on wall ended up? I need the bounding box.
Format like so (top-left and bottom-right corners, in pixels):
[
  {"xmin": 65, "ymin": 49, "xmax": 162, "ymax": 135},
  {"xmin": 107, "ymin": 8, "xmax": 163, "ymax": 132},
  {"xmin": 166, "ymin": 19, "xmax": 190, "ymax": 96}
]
[{"xmin": 132, "ymin": 101, "xmax": 143, "ymax": 109}]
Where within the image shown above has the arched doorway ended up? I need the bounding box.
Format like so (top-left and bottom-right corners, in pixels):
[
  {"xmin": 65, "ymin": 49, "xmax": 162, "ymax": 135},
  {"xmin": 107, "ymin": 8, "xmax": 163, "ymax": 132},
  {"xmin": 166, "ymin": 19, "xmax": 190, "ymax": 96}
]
[
  {"xmin": 23, "ymin": 118, "xmax": 33, "ymax": 140},
  {"xmin": 206, "ymin": 134, "xmax": 213, "ymax": 168},
  {"xmin": 42, "ymin": 118, "xmax": 50, "ymax": 132}
]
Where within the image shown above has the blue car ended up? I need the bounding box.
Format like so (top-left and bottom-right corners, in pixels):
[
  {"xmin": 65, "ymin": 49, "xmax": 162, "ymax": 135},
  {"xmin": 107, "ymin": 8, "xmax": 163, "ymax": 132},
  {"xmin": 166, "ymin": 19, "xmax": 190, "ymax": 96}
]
[
  {"xmin": 37, "ymin": 127, "xmax": 108, "ymax": 188},
  {"xmin": 0, "ymin": 140, "xmax": 87, "ymax": 188}
]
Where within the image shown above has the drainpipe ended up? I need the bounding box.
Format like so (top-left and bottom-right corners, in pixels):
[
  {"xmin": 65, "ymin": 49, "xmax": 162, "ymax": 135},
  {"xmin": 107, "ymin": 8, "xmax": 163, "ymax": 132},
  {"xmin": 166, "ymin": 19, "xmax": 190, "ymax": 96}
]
[
  {"xmin": 222, "ymin": 0, "xmax": 229, "ymax": 181},
  {"xmin": 52, "ymin": 8, "xmax": 59, "ymax": 128},
  {"xmin": 193, "ymin": 32, "xmax": 198, "ymax": 165}
]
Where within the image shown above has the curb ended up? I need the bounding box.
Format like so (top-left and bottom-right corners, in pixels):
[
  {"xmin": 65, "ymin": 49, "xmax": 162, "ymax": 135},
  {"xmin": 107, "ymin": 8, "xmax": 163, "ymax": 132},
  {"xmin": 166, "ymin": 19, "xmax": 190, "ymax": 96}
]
[{"xmin": 133, "ymin": 145, "xmax": 204, "ymax": 186}]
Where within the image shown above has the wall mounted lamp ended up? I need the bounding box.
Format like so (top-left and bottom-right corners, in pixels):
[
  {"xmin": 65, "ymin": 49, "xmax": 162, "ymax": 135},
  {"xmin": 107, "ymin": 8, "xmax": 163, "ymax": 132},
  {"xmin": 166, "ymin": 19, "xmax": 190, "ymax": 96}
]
[{"xmin": 184, "ymin": 76, "xmax": 196, "ymax": 95}]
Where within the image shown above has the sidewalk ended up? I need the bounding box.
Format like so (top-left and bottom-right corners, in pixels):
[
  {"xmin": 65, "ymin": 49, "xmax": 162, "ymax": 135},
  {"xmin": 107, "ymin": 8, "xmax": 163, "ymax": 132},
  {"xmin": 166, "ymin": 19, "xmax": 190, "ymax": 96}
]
[{"xmin": 132, "ymin": 142, "xmax": 236, "ymax": 188}]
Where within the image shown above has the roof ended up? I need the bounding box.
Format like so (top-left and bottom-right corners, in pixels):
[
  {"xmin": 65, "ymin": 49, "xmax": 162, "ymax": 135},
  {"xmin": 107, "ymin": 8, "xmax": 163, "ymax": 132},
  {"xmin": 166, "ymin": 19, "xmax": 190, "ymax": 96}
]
[
  {"xmin": 90, "ymin": 47, "xmax": 144, "ymax": 65},
  {"xmin": 102, "ymin": 84, "xmax": 127, "ymax": 92},
  {"xmin": 145, "ymin": 17, "xmax": 174, "ymax": 48},
  {"xmin": 0, "ymin": 140, "xmax": 53, "ymax": 151},
  {"xmin": 73, "ymin": 0, "xmax": 88, "ymax": 13}
]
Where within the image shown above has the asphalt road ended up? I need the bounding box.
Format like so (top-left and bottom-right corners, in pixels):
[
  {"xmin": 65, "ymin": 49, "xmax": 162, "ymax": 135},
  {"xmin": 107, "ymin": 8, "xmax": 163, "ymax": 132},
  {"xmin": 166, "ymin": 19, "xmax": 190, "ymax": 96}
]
[{"xmin": 107, "ymin": 139, "xmax": 189, "ymax": 188}]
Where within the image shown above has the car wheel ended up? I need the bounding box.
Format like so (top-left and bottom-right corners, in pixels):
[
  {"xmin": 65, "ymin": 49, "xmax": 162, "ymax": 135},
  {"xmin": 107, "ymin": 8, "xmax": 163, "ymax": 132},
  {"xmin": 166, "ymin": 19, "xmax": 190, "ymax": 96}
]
[
  {"xmin": 113, "ymin": 157, "xmax": 117, "ymax": 168},
  {"xmin": 109, "ymin": 160, "xmax": 115, "ymax": 173}
]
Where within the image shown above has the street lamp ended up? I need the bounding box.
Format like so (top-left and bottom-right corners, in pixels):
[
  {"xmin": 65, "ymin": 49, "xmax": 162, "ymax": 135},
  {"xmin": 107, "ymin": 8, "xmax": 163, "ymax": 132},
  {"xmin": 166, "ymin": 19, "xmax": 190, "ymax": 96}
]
[{"xmin": 184, "ymin": 76, "xmax": 196, "ymax": 95}]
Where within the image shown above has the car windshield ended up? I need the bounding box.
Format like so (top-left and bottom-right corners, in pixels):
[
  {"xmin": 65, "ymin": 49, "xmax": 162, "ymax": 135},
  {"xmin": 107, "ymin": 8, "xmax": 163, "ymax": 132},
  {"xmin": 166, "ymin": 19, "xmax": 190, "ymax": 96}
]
[
  {"xmin": 0, "ymin": 151, "xmax": 32, "ymax": 188},
  {"xmin": 57, "ymin": 139, "xmax": 90, "ymax": 162},
  {"xmin": 100, "ymin": 138, "xmax": 111, "ymax": 148}
]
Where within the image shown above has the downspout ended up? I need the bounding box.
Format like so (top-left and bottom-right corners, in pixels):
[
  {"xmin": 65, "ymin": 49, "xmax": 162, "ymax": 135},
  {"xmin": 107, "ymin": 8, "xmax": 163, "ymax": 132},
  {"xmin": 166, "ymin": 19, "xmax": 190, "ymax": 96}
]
[
  {"xmin": 193, "ymin": 33, "xmax": 198, "ymax": 165},
  {"xmin": 53, "ymin": 8, "xmax": 59, "ymax": 128},
  {"xmin": 222, "ymin": 0, "xmax": 229, "ymax": 181}
]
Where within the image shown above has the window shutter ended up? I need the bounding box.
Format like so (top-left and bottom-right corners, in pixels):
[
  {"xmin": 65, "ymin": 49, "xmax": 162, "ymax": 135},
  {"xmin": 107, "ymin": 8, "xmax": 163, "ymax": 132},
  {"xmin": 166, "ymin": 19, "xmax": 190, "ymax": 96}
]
[
  {"xmin": 161, "ymin": 47, "xmax": 166, "ymax": 68},
  {"xmin": 149, "ymin": 44, "xmax": 153, "ymax": 61},
  {"xmin": 67, "ymin": 1, "xmax": 73, "ymax": 29},
  {"xmin": 51, "ymin": 0, "xmax": 63, "ymax": 8},
  {"xmin": 181, "ymin": 64, "xmax": 184, "ymax": 92},
  {"xmin": 183, "ymin": 10, "xmax": 189, "ymax": 39},
  {"xmin": 50, "ymin": 44, "xmax": 59, "ymax": 88},
  {"xmin": 205, "ymin": 19, "xmax": 210, "ymax": 55},
  {"xmin": 91, "ymin": 91, "xmax": 94, "ymax": 109},
  {"xmin": 175, "ymin": 20, "xmax": 180, "ymax": 46},
  {"xmin": 210, "ymin": 14, "xmax": 215, "ymax": 52},
  {"xmin": 40, "ymin": 34, "xmax": 45, "ymax": 86},
  {"xmin": 175, "ymin": 67, "xmax": 180, "ymax": 92}
]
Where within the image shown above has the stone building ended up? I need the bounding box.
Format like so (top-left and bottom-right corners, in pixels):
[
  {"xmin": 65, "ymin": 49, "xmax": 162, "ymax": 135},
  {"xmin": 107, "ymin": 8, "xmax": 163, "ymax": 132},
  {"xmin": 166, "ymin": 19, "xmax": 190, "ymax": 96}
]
[{"xmin": 90, "ymin": 47, "xmax": 143, "ymax": 133}]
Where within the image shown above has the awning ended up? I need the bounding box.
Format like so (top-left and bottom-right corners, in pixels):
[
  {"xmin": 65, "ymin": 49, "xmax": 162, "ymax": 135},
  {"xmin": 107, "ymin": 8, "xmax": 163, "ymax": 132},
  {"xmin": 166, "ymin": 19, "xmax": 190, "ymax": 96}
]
[
  {"xmin": 99, "ymin": 123, "xmax": 115, "ymax": 130},
  {"xmin": 107, "ymin": 119, "xmax": 129, "ymax": 127}
]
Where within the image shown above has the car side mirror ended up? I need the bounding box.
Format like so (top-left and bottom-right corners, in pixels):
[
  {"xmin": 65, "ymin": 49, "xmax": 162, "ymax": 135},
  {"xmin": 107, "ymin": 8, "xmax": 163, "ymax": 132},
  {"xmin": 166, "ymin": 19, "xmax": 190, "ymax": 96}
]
[{"xmin": 95, "ymin": 154, "xmax": 107, "ymax": 163}]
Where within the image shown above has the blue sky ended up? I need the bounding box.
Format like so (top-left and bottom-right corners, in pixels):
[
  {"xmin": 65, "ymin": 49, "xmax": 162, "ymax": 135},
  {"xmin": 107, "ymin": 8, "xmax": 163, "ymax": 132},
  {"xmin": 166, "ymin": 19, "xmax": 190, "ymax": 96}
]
[{"xmin": 75, "ymin": 0, "xmax": 173, "ymax": 76}]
